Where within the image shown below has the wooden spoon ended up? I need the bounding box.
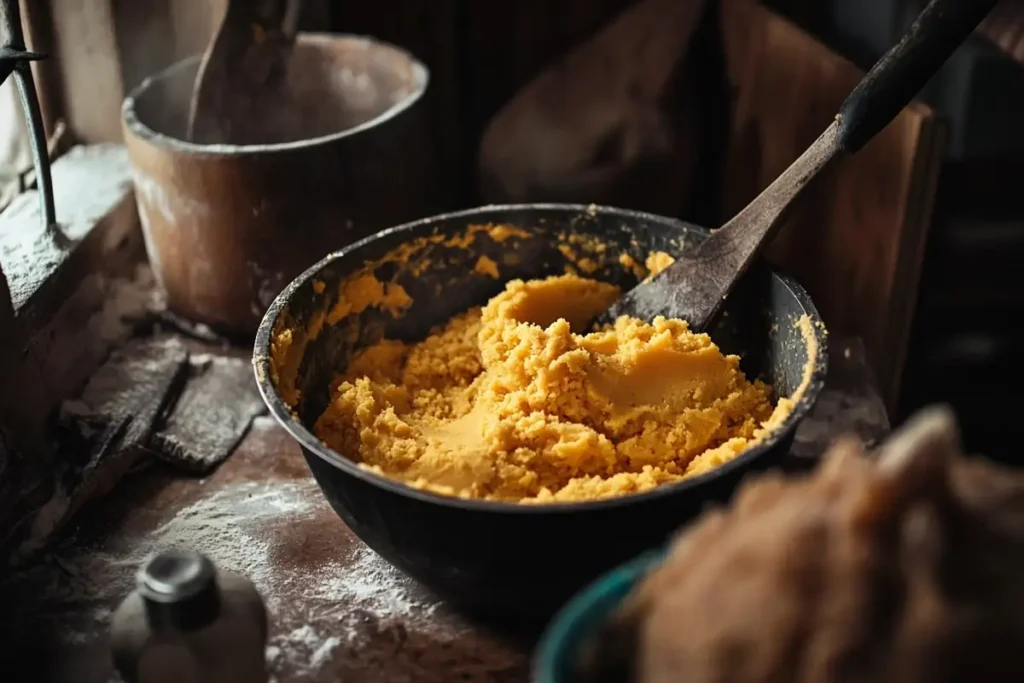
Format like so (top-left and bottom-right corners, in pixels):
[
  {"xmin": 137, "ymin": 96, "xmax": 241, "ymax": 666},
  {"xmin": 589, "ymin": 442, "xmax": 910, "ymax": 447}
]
[
  {"xmin": 593, "ymin": 0, "xmax": 998, "ymax": 332},
  {"xmin": 187, "ymin": 0, "xmax": 302, "ymax": 145}
]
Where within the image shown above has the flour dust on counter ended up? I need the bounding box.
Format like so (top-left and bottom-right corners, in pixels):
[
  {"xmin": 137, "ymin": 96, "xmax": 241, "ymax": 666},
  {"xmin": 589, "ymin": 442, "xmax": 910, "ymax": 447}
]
[{"xmin": 0, "ymin": 474, "xmax": 504, "ymax": 681}]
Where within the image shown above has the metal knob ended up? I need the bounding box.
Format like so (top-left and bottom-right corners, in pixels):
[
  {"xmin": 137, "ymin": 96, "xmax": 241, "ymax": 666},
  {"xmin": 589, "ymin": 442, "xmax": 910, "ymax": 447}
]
[{"xmin": 138, "ymin": 549, "xmax": 222, "ymax": 631}]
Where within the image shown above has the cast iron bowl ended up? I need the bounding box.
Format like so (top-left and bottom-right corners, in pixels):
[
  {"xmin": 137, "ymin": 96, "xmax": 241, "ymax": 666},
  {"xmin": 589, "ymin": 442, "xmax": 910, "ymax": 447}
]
[{"xmin": 252, "ymin": 203, "xmax": 827, "ymax": 619}]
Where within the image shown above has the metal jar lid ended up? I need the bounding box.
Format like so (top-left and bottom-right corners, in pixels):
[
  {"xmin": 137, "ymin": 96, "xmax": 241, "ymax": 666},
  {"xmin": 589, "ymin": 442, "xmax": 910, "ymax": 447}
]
[{"xmin": 137, "ymin": 548, "xmax": 222, "ymax": 631}]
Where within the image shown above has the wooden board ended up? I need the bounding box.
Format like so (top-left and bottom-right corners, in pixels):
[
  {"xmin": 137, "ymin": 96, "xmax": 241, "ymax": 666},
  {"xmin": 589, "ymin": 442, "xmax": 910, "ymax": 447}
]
[
  {"xmin": 1, "ymin": 336, "xmax": 889, "ymax": 674},
  {"xmin": 475, "ymin": 0, "xmax": 710, "ymax": 217},
  {"xmin": 464, "ymin": 0, "xmax": 637, "ymax": 139},
  {"xmin": 718, "ymin": 0, "xmax": 945, "ymax": 412},
  {"xmin": 966, "ymin": 0, "xmax": 1024, "ymax": 66},
  {"xmin": 46, "ymin": 0, "xmax": 126, "ymax": 143}
]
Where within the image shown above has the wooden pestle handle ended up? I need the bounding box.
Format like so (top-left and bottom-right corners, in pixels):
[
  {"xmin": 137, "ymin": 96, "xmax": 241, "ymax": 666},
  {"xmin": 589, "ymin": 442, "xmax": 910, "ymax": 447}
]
[
  {"xmin": 187, "ymin": 0, "xmax": 303, "ymax": 143},
  {"xmin": 247, "ymin": 0, "xmax": 302, "ymax": 40},
  {"xmin": 838, "ymin": 0, "xmax": 1000, "ymax": 153}
]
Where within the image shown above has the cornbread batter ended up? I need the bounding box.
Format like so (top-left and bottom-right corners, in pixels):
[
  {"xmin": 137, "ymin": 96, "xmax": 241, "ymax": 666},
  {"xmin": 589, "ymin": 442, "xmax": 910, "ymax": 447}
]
[{"xmin": 314, "ymin": 259, "xmax": 799, "ymax": 503}]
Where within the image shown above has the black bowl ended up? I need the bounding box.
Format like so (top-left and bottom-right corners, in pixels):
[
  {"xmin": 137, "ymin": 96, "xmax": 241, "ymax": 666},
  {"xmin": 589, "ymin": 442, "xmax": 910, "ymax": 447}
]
[{"xmin": 252, "ymin": 203, "xmax": 828, "ymax": 619}]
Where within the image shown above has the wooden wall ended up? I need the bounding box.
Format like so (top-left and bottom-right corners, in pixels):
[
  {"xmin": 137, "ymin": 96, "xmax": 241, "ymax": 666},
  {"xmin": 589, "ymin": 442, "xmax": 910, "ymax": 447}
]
[
  {"xmin": 327, "ymin": 0, "xmax": 642, "ymax": 208},
  {"xmin": 32, "ymin": 0, "xmax": 942, "ymax": 410},
  {"xmin": 55, "ymin": 0, "xmax": 645, "ymax": 208}
]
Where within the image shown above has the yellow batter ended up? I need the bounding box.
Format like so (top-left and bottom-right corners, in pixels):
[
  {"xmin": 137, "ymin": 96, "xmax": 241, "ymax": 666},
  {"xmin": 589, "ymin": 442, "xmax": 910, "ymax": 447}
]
[{"xmin": 314, "ymin": 255, "xmax": 799, "ymax": 504}]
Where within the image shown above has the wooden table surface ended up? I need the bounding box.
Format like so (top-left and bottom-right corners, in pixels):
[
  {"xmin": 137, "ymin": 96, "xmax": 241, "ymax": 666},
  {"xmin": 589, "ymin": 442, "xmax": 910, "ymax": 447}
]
[{"xmin": 0, "ymin": 337, "xmax": 889, "ymax": 683}]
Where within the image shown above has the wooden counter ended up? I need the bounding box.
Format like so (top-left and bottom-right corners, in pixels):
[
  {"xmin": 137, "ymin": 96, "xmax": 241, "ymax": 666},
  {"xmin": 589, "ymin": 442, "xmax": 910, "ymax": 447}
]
[{"xmin": 0, "ymin": 337, "xmax": 888, "ymax": 683}]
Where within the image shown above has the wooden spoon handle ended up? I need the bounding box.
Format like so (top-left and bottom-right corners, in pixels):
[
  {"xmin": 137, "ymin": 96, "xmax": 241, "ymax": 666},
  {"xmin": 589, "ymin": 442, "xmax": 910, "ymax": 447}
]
[
  {"xmin": 838, "ymin": 0, "xmax": 1000, "ymax": 153},
  {"xmin": 595, "ymin": 0, "xmax": 999, "ymax": 331}
]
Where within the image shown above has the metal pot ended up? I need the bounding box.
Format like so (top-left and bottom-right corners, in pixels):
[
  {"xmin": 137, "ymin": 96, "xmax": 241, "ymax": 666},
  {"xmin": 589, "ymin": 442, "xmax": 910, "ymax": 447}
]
[{"xmin": 122, "ymin": 34, "xmax": 435, "ymax": 338}]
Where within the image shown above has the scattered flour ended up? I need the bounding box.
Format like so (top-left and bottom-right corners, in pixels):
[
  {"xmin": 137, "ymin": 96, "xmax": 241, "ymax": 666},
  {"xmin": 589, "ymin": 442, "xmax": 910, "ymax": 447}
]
[
  {"xmin": 13, "ymin": 477, "xmax": 448, "ymax": 678},
  {"xmin": 36, "ymin": 480, "xmax": 317, "ymax": 608},
  {"xmin": 316, "ymin": 544, "xmax": 438, "ymax": 620},
  {"xmin": 268, "ymin": 623, "xmax": 342, "ymax": 677},
  {"xmin": 310, "ymin": 635, "xmax": 342, "ymax": 669}
]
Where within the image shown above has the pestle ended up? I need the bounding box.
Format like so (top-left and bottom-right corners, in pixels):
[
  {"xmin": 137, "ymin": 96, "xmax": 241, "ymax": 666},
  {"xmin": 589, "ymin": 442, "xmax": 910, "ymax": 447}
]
[
  {"xmin": 187, "ymin": 0, "xmax": 302, "ymax": 145},
  {"xmin": 592, "ymin": 0, "xmax": 998, "ymax": 332}
]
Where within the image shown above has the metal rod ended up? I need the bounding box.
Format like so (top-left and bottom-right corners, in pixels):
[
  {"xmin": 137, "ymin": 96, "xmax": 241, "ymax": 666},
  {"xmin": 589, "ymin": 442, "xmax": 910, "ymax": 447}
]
[
  {"xmin": 0, "ymin": 0, "xmax": 56, "ymax": 232},
  {"xmin": 14, "ymin": 61, "xmax": 55, "ymax": 228}
]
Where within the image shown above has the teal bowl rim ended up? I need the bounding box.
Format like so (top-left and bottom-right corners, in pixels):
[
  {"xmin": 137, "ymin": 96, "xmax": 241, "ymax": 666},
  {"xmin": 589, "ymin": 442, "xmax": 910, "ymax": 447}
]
[{"xmin": 533, "ymin": 549, "xmax": 666, "ymax": 683}]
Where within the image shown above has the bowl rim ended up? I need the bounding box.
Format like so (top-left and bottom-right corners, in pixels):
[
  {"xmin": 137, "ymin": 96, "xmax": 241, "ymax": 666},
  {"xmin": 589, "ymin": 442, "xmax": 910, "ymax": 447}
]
[
  {"xmin": 252, "ymin": 202, "xmax": 829, "ymax": 515},
  {"xmin": 532, "ymin": 549, "xmax": 665, "ymax": 683},
  {"xmin": 121, "ymin": 33, "xmax": 430, "ymax": 156}
]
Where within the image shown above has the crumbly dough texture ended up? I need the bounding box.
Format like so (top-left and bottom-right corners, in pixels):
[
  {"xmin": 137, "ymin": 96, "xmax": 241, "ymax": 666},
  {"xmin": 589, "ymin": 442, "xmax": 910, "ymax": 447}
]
[{"xmin": 315, "ymin": 269, "xmax": 793, "ymax": 503}]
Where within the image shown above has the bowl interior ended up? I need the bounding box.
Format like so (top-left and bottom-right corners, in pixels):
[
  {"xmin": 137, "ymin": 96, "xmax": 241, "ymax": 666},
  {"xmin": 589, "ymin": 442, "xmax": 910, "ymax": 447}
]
[
  {"xmin": 261, "ymin": 204, "xmax": 826, "ymax": 482},
  {"xmin": 125, "ymin": 34, "xmax": 428, "ymax": 148}
]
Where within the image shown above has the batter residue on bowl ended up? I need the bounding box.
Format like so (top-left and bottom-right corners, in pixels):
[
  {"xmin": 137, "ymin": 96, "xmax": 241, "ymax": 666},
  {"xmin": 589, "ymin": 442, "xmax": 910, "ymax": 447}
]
[{"xmin": 313, "ymin": 252, "xmax": 802, "ymax": 504}]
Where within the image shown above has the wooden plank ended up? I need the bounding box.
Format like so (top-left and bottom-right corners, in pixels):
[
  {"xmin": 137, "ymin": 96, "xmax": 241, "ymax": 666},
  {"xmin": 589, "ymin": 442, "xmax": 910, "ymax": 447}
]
[
  {"xmin": 464, "ymin": 0, "xmax": 636, "ymax": 133},
  {"xmin": 974, "ymin": 0, "xmax": 1024, "ymax": 65},
  {"xmin": 168, "ymin": 0, "xmax": 225, "ymax": 63},
  {"xmin": 465, "ymin": 0, "xmax": 637, "ymax": 203},
  {"xmin": 476, "ymin": 0, "xmax": 710, "ymax": 217},
  {"xmin": 718, "ymin": 0, "xmax": 944, "ymax": 411},
  {"xmin": 110, "ymin": 0, "xmax": 179, "ymax": 93},
  {"xmin": 47, "ymin": 0, "xmax": 125, "ymax": 143}
]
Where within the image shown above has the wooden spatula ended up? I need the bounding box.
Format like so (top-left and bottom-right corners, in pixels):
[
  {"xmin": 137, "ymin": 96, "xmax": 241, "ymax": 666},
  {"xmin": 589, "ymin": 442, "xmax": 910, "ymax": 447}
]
[
  {"xmin": 593, "ymin": 0, "xmax": 998, "ymax": 332},
  {"xmin": 187, "ymin": 0, "xmax": 302, "ymax": 145}
]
